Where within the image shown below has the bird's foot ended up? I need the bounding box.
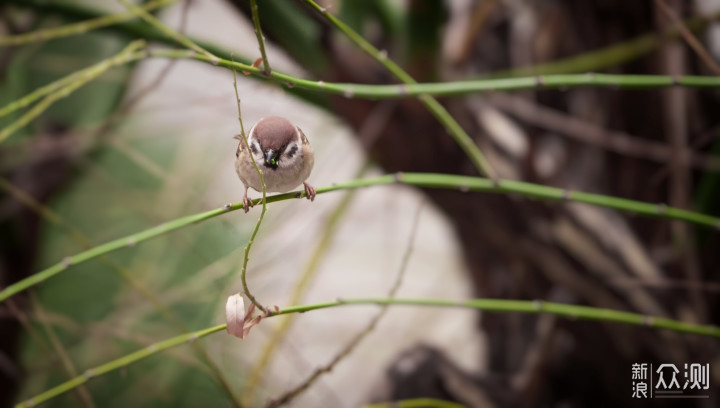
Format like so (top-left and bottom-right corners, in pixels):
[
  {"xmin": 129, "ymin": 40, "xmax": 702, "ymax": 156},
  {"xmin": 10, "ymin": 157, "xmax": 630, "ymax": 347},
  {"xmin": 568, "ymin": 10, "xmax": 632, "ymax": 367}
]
[
  {"xmin": 303, "ymin": 182, "xmax": 316, "ymax": 202},
  {"xmin": 242, "ymin": 194, "xmax": 255, "ymax": 213}
]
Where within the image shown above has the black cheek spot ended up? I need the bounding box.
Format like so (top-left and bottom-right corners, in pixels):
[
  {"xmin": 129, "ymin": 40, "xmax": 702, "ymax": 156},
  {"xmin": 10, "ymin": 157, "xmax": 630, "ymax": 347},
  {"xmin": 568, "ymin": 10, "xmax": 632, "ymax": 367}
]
[
  {"xmin": 286, "ymin": 145, "xmax": 298, "ymax": 158},
  {"xmin": 250, "ymin": 144, "xmax": 258, "ymax": 154}
]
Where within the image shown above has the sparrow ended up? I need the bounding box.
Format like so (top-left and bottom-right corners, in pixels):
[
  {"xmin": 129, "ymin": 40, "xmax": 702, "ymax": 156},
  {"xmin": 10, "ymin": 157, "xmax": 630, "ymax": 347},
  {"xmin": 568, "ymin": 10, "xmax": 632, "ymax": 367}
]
[{"xmin": 234, "ymin": 116, "xmax": 316, "ymax": 213}]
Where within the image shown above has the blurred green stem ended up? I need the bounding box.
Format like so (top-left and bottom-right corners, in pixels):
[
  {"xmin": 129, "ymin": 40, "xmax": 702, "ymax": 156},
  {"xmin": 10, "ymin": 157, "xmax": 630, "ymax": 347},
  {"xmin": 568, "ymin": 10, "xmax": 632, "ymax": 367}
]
[
  {"xmin": 0, "ymin": 40, "xmax": 146, "ymax": 143},
  {"xmin": 16, "ymin": 296, "xmax": 720, "ymax": 407}
]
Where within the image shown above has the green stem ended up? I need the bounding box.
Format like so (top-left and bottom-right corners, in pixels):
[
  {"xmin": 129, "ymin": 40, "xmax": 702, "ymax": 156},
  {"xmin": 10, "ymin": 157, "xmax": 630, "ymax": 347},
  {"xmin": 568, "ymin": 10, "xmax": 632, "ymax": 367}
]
[
  {"xmin": 232, "ymin": 65, "xmax": 268, "ymax": 314},
  {"xmin": 9, "ymin": 47, "xmax": 720, "ymax": 125},
  {"xmin": 153, "ymin": 50, "xmax": 720, "ymax": 96},
  {"xmin": 249, "ymin": 0, "xmax": 271, "ymax": 75},
  {"xmin": 16, "ymin": 296, "xmax": 720, "ymax": 407},
  {"xmin": 2, "ymin": 172, "xmax": 718, "ymax": 304},
  {"xmin": 301, "ymin": 0, "xmax": 496, "ymax": 179}
]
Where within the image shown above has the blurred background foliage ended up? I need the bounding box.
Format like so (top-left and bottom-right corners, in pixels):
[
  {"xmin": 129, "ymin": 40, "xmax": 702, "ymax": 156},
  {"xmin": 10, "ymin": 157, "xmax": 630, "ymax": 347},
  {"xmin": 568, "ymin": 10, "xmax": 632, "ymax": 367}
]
[{"xmin": 2, "ymin": 0, "xmax": 720, "ymax": 407}]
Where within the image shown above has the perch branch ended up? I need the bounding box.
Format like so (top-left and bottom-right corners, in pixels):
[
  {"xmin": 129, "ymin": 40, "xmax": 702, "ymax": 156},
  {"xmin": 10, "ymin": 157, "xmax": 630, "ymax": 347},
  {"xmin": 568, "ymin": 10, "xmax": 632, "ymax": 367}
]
[{"xmin": 2, "ymin": 172, "xmax": 720, "ymax": 304}]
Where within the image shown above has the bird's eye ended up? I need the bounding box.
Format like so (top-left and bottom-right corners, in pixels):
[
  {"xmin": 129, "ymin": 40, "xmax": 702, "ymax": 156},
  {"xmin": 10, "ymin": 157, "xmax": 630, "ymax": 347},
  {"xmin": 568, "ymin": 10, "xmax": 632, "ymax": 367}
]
[{"xmin": 250, "ymin": 144, "xmax": 258, "ymax": 154}]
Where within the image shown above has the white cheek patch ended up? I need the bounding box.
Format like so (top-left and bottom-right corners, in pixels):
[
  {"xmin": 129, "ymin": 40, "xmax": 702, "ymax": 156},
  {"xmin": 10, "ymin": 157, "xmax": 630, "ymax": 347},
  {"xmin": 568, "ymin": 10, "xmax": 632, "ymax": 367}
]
[{"xmin": 285, "ymin": 142, "xmax": 299, "ymax": 159}]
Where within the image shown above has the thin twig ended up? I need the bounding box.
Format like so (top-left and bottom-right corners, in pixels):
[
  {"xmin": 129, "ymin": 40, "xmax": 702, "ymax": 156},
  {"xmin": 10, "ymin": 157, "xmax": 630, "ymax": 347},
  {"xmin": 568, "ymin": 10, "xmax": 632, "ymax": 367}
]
[
  {"xmin": 655, "ymin": 0, "xmax": 720, "ymax": 75},
  {"xmin": 16, "ymin": 294, "xmax": 720, "ymax": 407},
  {"xmin": 300, "ymin": 0, "xmax": 496, "ymax": 179},
  {"xmin": 655, "ymin": 0, "xmax": 707, "ymax": 322},
  {"xmin": 249, "ymin": 0, "xmax": 271, "ymax": 75},
  {"xmin": 117, "ymin": 0, "xmax": 219, "ymax": 65},
  {"xmin": 266, "ymin": 204, "xmax": 424, "ymax": 407},
  {"xmin": 30, "ymin": 292, "xmax": 96, "ymax": 408},
  {"xmin": 2, "ymin": 172, "xmax": 720, "ymax": 304},
  {"xmin": 488, "ymin": 93, "xmax": 720, "ymax": 171},
  {"xmin": 232, "ymin": 63, "xmax": 268, "ymax": 314},
  {"xmin": 0, "ymin": 0, "xmax": 177, "ymax": 47}
]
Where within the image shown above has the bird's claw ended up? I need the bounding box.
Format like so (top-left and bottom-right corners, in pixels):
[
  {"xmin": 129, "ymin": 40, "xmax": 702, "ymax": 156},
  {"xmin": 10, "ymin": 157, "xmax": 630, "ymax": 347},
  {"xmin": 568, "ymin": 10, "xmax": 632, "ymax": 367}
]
[
  {"xmin": 242, "ymin": 194, "xmax": 255, "ymax": 213},
  {"xmin": 303, "ymin": 182, "xmax": 316, "ymax": 202}
]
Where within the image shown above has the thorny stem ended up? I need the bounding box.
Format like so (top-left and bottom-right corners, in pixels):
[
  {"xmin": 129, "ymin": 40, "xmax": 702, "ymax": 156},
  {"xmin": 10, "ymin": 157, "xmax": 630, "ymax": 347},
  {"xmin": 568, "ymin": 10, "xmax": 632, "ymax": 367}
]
[
  {"xmin": 233, "ymin": 64, "xmax": 268, "ymax": 314},
  {"xmin": 249, "ymin": 0, "xmax": 271, "ymax": 75},
  {"xmin": 16, "ymin": 296, "xmax": 720, "ymax": 407},
  {"xmin": 2, "ymin": 172, "xmax": 719, "ymax": 305}
]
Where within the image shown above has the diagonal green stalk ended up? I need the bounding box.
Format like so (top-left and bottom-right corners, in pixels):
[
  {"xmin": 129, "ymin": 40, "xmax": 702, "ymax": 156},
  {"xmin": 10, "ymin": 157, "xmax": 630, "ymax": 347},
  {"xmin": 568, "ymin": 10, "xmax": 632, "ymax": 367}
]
[
  {"xmin": 233, "ymin": 64, "xmax": 268, "ymax": 314},
  {"xmin": 16, "ymin": 296, "xmax": 720, "ymax": 407},
  {"xmin": 2, "ymin": 172, "xmax": 718, "ymax": 305},
  {"xmin": 0, "ymin": 40, "xmax": 146, "ymax": 143},
  {"xmin": 0, "ymin": 0, "xmax": 177, "ymax": 47},
  {"xmin": 116, "ymin": 0, "xmax": 219, "ymax": 64},
  {"xmin": 249, "ymin": 0, "xmax": 272, "ymax": 75},
  {"xmin": 301, "ymin": 0, "xmax": 496, "ymax": 179}
]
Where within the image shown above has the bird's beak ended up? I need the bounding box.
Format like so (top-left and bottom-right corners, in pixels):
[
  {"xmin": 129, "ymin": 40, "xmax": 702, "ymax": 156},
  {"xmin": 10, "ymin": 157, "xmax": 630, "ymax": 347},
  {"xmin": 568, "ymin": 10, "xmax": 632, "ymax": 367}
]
[
  {"xmin": 233, "ymin": 134, "xmax": 243, "ymax": 140},
  {"xmin": 264, "ymin": 150, "xmax": 279, "ymax": 167}
]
